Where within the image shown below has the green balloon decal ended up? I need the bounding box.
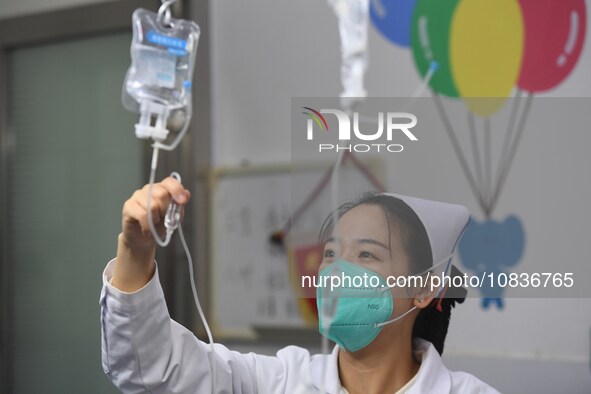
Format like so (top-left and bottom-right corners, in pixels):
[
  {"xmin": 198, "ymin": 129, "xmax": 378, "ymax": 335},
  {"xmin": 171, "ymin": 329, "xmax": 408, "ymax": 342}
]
[{"xmin": 411, "ymin": 0, "xmax": 460, "ymax": 97}]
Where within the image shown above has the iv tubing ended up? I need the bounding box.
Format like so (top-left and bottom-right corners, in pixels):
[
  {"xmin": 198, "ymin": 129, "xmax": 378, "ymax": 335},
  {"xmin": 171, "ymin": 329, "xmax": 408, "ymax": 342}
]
[
  {"xmin": 153, "ymin": 95, "xmax": 193, "ymax": 152},
  {"xmin": 178, "ymin": 221, "xmax": 217, "ymax": 394},
  {"xmin": 147, "ymin": 147, "xmax": 173, "ymax": 247},
  {"xmin": 145, "ymin": 146, "xmax": 217, "ymax": 393}
]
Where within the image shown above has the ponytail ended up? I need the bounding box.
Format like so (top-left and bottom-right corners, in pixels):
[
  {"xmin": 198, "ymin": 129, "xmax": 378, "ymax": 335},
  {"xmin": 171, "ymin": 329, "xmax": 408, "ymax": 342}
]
[{"xmin": 412, "ymin": 265, "xmax": 467, "ymax": 355}]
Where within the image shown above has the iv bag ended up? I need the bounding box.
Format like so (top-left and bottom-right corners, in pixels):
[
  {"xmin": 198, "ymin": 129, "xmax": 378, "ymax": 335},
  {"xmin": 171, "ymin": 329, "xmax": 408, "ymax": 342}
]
[
  {"xmin": 328, "ymin": 0, "xmax": 369, "ymax": 112},
  {"xmin": 122, "ymin": 8, "xmax": 200, "ymax": 140}
]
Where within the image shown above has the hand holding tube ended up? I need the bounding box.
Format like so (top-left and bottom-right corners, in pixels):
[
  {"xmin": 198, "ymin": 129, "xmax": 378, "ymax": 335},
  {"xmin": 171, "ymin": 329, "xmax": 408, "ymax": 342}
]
[{"xmin": 112, "ymin": 177, "xmax": 190, "ymax": 292}]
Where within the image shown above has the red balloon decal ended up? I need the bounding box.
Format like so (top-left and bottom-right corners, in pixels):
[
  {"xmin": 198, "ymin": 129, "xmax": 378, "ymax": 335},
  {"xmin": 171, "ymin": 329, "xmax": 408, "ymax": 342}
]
[{"xmin": 518, "ymin": 0, "xmax": 586, "ymax": 93}]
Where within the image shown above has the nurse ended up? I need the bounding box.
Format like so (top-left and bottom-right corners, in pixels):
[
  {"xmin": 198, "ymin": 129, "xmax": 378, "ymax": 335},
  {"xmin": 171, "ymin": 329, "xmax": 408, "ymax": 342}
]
[{"xmin": 100, "ymin": 177, "xmax": 500, "ymax": 393}]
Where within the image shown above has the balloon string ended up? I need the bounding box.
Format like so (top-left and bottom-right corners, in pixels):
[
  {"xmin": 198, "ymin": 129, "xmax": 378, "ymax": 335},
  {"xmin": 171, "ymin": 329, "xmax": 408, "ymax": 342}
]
[
  {"xmin": 346, "ymin": 152, "xmax": 386, "ymax": 192},
  {"xmin": 489, "ymin": 90, "xmax": 522, "ymax": 213},
  {"xmin": 467, "ymin": 111, "xmax": 485, "ymax": 211},
  {"xmin": 484, "ymin": 116, "xmax": 492, "ymax": 213},
  {"xmin": 405, "ymin": 61, "xmax": 439, "ymax": 111},
  {"xmin": 433, "ymin": 93, "xmax": 488, "ymax": 215},
  {"xmin": 280, "ymin": 161, "xmax": 337, "ymax": 235},
  {"xmin": 489, "ymin": 93, "xmax": 533, "ymax": 213},
  {"xmin": 275, "ymin": 151, "xmax": 386, "ymax": 238}
]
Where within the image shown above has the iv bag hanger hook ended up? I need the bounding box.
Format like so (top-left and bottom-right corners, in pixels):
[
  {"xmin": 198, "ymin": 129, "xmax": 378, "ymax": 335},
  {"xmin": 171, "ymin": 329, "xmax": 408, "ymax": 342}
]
[{"xmin": 158, "ymin": 0, "xmax": 178, "ymax": 27}]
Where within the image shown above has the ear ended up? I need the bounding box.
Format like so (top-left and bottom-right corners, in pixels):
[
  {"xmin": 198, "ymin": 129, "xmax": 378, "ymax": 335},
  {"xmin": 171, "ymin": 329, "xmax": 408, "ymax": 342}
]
[
  {"xmin": 413, "ymin": 294, "xmax": 435, "ymax": 309},
  {"xmin": 412, "ymin": 282, "xmax": 440, "ymax": 309}
]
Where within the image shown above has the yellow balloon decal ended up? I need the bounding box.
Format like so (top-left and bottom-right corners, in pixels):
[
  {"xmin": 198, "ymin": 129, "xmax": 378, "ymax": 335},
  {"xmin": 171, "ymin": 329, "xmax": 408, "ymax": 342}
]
[{"xmin": 450, "ymin": 0, "xmax": 524, "ymax": 116}]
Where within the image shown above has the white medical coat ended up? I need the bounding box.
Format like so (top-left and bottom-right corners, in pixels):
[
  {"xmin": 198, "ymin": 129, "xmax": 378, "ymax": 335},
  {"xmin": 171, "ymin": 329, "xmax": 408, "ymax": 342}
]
[{"xmin": 100, "ymin": 259, "xmax": 500, "ymax": 393}]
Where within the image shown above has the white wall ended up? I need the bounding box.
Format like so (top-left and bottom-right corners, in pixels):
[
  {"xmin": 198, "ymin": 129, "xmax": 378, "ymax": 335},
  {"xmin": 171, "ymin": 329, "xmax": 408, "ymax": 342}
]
[{"xmin": 211, "ymin": 0, "xmax": 340, "ymax": 166}]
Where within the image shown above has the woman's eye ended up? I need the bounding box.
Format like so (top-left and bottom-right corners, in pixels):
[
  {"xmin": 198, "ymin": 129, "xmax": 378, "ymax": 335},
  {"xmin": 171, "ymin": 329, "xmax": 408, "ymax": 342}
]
[
  {"xmin": 324, "ymin": 249, "xmax": 335, "ymax": 258},
  {"xmin": 359, "ymin": 251, "xmax": 376, "ymax": 259}
]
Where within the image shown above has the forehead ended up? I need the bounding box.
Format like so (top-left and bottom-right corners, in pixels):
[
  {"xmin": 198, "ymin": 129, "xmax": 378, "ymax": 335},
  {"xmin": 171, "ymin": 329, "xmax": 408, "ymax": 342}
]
[{"xmin": 334, "ymin": 203, "xmax": 402, "ymax": 247}]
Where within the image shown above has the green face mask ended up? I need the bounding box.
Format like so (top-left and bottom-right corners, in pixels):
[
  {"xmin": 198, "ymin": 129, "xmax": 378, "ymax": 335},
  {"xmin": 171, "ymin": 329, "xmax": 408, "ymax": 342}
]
[
  {"xmin": 316, "ymin": 253, "xmax": 453, "ymax": 352},
  {"xmin": 316, "ymin": 259, "xmax": 395, "ymax": 352}
]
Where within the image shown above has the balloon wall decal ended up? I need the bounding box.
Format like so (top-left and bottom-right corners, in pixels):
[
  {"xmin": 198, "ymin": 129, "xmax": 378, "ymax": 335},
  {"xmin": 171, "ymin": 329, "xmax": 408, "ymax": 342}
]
[
  {"xmin": 517, "ymin": 0, "xmax": 587, "ymax": 92},
  {"xmin": 370, "ymin": 0, "xmax": 417, "ymax": 47},
  {"xmin": 410, "ymin": 0, "xmax": 460, "ymax": 97},
  {"xmin": 369, "ymin": 0, "xmax": 587, "ymax": 310},
  {"xmin": 370, "ymin": 0, "xmax": 588, "ymax": 100}
]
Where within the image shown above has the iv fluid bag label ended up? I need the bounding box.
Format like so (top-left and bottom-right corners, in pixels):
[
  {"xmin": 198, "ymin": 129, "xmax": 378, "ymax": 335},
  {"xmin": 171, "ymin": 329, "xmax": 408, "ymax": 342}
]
[
  {"xmin": 135, "ymin": 45, "xmax": 176, "ymax": 89},
  {"xmin": 146, "ymin": 30, "xmax": 187, "ymax": 56}
]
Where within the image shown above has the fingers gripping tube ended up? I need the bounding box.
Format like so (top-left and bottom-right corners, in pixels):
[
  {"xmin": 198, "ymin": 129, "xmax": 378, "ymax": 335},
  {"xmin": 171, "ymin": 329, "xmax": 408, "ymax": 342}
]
[{"xmin": 146, "ymin": 148, "xmax": 181, "ymax": 247}]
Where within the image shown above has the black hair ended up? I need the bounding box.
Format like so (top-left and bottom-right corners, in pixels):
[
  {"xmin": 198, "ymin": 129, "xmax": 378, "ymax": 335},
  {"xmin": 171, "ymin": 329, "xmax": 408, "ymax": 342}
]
[{"xmin": 318, "ymin": 192, "xmax": 466, "ymax": 355}]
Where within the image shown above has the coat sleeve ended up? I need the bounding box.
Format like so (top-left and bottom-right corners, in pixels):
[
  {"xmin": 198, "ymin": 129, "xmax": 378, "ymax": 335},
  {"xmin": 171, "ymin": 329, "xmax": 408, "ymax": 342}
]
[{"xmin": 99, "ymin": 259, "xmax": 261, "ymax": 394}]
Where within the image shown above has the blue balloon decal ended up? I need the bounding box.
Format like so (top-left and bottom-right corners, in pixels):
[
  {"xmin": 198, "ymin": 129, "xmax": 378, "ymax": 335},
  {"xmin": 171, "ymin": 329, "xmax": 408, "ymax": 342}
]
[
  {"xmin": 370, "ymin": 0, "xmax": 418, "ymax": 47},
  {"xmin": 458, "ymin": 216, "xmax": 525, "ymax": 310}
]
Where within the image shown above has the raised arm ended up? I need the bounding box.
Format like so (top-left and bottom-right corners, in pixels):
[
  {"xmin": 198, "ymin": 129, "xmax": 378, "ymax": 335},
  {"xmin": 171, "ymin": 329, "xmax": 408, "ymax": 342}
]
[
  {"xmin": 100, "ymin": 178, "xmax": 313, "ymax": 393},
  {"xmin": 101, "ymin": 178, "xmax": 260, "ymax": 393}
]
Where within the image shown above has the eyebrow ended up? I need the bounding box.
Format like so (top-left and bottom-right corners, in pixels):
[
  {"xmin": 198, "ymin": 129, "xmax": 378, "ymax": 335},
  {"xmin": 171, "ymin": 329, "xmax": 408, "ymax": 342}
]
[{"xmin": 325, "ymin": 237, "xmax": 390, "ymax": 251}]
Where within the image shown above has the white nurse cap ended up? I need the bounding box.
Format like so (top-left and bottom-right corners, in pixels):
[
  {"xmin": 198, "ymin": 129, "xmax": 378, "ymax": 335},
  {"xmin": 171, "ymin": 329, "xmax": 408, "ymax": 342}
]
[{"xmin": 381, "ymin": 193, "xmax": 471, "ymax": 268}]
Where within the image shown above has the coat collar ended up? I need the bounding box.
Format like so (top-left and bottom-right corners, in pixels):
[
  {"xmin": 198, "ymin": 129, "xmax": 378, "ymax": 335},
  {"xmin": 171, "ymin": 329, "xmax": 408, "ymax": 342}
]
[
  {"xmin": 309, "ymin": 339, "xmax": 451, "ymax": 394},
  {"xmin": 406, "ymin": 339, "xmax": 451, "ymax": 394},
  {"xmin": 309, "ymin": 344, "xmax": 342, "ymax": 393}
]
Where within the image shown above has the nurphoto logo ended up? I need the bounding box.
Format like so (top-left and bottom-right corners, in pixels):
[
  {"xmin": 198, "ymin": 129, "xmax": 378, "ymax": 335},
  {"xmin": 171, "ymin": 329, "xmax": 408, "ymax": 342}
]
[{"xmin": 302, "ymin": 107, "xmax": 418, "ymax": 153}]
